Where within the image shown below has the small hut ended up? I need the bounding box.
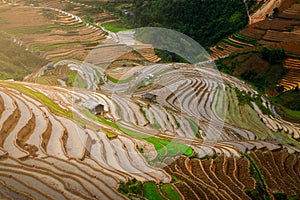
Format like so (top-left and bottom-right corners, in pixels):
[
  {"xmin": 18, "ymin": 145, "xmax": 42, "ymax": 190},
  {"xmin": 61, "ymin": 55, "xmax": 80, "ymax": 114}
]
[
  {"xmin": 142, "ymin": 93, "xmax": 157, "ymax": 102},
  {"xmin": 82, "ymin": 98, "xmax": 104, "ymax": 116}
]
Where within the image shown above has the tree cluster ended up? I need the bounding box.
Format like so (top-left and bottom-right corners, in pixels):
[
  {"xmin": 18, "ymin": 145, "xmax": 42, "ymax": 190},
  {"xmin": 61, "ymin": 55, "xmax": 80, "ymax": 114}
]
[{"xmin": 131, "ymin": 0, "xmax": 249, "ymax": 47}]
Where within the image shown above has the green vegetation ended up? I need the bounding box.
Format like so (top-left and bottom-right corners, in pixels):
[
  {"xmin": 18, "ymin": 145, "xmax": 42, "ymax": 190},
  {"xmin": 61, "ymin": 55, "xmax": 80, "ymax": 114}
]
[
  {"xmin": 132, "ymin": 0, "xmax": 248, "ymax": 47},
  {"xmin": 235, "ymin": 88, "xmax": 271, "ymax": 115},
  {"xmin": 217, "ymin": 50, "xmax": 288, "ymax": 93},
  {"xmin": 65, "ymin": 72, "xmax": 77, "ymax": 87},
  {"xmin": 273, "ymin": 103, "xmax": 300, "ymax": 120},
  {"xmin": 143, "ymin": 182, "xmax": 164, "ymax": 200},
  {"xmin": 118, "ymin": 180, "xmax": 180, "ymax": 200},
  {"xmin": 260, "ymin": 46, "xmax": 287, "ymax": 65},
  {"xmin": 271, "ymin": 86, "xmax": 300, "ymax": 120},
  {"xmin": 217, "ymin": 88, "xmax": 278, "ymax": 140},
  {"xmin": 154, "ymin": 49, "xmax": 190, "ymax": 63},
  {"xmin": 273, "ymin": 87, "xmax": 300, "ymax": 111},
  {"xmin": 160, "ymin": 184, "xmax": 181, "ymax": 200},
  {"xmin": 223, "ymin": 38, "xmax": 244, "ymax": 48},
  {"xmin": 232, "ymin": 34, "xmax": 258, "ymax": 45},
  {"xmin": 186, "ymin": 118, "xmax": 201, "ymax": 139},
  {"xmin": 107, "ymin": 75, "xmax": 133, "ymax": 84},
  {"xmin": 102, "ymin": 22, "xmax": 130, "ymax": 33},
  {"xmin": 0, "ymin": 33, "xmax": 47, "ymax": 80},
  {"xmin": 1, "ymin": 82, "xmax": 73, "ymax": 118},
  {"xmin": 118, "ymin": 179, "xmax": 143, "ymax": 198},
  {"xmin": 244, "ymin": 154, "xmax": 271, "ymax": 200},
  {"xmin": 118, "ymin": 179, "xmax": 181, "ymax": 200},
  {"xmin": 279, "ymin": 107, "xmax": 300, "ymax": 119},
  {"xmin": 102, "ymin": 129, "xmax": 117, "ymax": 139},
  {"xmin": 6, "ymin": 24, "xmax": 61, "ymax": 35},
  {"xmin": 83, "ymin": 13, "xmax": 95, "ymax": 24},
  {"xmin": 80, "ymin": 108, "xmax": 193, "ymax": 161},
  {"xmin": 200, "ymin": 154, "xmax": 218, "ymax": 160},
  {"xmin": 33, "ymin": 42, "xmax": 80, "ymax": 51},
  {"xmin": 216, "ymin": 48, "xmax": 300, "ymax": 120}
]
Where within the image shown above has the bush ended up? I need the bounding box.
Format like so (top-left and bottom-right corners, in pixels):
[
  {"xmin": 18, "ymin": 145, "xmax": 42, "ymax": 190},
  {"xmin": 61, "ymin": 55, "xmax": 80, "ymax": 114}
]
[{"xmin": 260, "ymin": 46, "xmax": 287, "ymax": 64}]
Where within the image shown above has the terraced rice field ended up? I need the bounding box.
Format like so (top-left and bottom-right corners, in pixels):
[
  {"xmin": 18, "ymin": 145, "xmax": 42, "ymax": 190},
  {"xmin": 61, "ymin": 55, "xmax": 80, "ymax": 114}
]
[
  {"xmin": 161, "ymin": 149, "xmax": 300, "ymax": 200},
  {"xmin": 0, "ymin": 3, "xmax": 106, "ymax": 62},
  {"xmin": 0, "ymin": 0, "xmax": 299, "ymax": 199},
  {"xmin": 0, "ymin": 81, "xmax": 175, "ymax": 199},
  {"xmin": 1, "ymin": 77, "xmax": 299, "ymax": 199},
  {"xmin": 279, "ymin": 58, "xmax": 300, "ymax": 91},
  {"xmin": 209, "ymin": 2, "xmax": 300, "ymax": 61}
]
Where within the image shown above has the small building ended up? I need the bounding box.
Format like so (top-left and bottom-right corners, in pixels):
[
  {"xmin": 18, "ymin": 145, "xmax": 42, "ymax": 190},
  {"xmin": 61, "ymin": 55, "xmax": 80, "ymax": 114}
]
[
  {"xmin": 122, "ymin": 9, "xmax": 128, "ymax": 15},
  {"xmin": 43, "ymin": 7, "xmax": 51, "ymax": 11},
  {"xmin": 82, "ymin": 98, "xmax": 104, "ymax": 116},
  {"xmin": 142, "ymin": 93, "xmax": 157, "ymax": 102},
  {"xmin": 61, "ymin": 75, "xmax": 68, "ymax": 81},
  {"xmin": 133, "ymin": 72, "xmax": 140, "ymax": 77},
  {"xmin": 145, "ymin": 74, "xmax": 154, "ymax": 79},
  {"xmin": 122, "ymin": 9, "xmax": 134, "ymax": 16},
  {"xmin": 266, "ymin": 14, "xmax": 274, "ymax": 19},
  {"xmin": 46, "ymin": 63, "xmax": 54, "ymax": 70}
]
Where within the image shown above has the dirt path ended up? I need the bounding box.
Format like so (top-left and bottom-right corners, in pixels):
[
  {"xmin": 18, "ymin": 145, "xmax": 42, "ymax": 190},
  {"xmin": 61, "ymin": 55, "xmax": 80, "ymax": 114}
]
[
  {"xmin": 250, "ymin": 0, "xmax": 285, "ymax": 24},
  {"xmin": 243, "ymin": 0, "xmax": 251, "ymax": 24}
]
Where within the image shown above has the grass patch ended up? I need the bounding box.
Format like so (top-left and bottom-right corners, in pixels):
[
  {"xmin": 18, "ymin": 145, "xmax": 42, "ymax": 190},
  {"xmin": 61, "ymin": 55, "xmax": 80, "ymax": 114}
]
[
  {"xmin": 170, "ymin": 175, "xmax": 183, "ymax": 183},
  {"xmin": 6, "ymin": 24, "xmax": 60, "ymax": 35},
  {"xmin": 81, "ymin": 108, "xmax": 193, "ymax": 160},
  {"xmin": 33, "ymin": 42, "xmax": 81, "ymax": 51},
  {"xmin": 223, "ymin": 38, "xmax": 244, "ymax": 48},
  {"xmin": 278, "ymin": 106, "xmax": 300, "ymax": 119},
  {"xmin": 118, "ymin": 179, "xmax": 143, "ymax": 197},
  {"xmin": 186, "ymin": 118, "xmax": 201, "ymax": 139},
  {"xmin": 160, "ymin": 184, "xmax": 181, "ymax": 200},
  {"xmin": 107, "ymin": 75, "xmax": 133, "ymax": 84},
  {"xmin": 0, "ymin": 33, "xmax": 47, "ymax": 80},
  {"xmin": 102, "ymin": 129, "xmax": 117, "ymax": 139},
  {"xmin": 142, "ymin": 182, "xmax": 164, "ymax": 200},
  {"xmin": 102, "ymin": 22, "xmax": 130, "ymax": 33},
  {"xmin": 232, "ymin": 33, "xmax": 258, "ymax": 45}
]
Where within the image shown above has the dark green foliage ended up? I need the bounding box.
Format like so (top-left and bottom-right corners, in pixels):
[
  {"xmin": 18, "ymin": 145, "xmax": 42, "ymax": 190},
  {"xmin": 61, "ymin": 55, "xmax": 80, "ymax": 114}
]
[
  {"xmin": 235, "ymin": 88, "xmax": 252, "ymax": 106},
  {"xmin": 273, "ymin": 7, "xmax": 279, "ymax": 16},
  {"xmin": 274, "ymin": 87, "xmax": 300, "ymax": 111},
  {"xmin": 200, "ymin": 154, "xmax": 217, "ymax": 160},
  {"xmin": 135, "ymin": 27, "xmax": 208, "ymax": 63},
  {"xmin": 235, "ymin": 88, "xmax": 272, "ymax": 115},
  {"xmin": 217, "ymin": 51, "xmax": 288, "ymax": 93},
  {"xmin": 136, "ymin": 145, "xmax": 144, "ymax": 153},
  {"xmin": 288, "ymin": 195, "xmax": 300, "ymax": 200},
  {"xmin": 154, "ymin": 49, "xmax": 190, "ymax": 63},
  {"xmin": 274, "ymin": 193, "xmax": 287, "ymax": 200},
  {"xmin": 260, "ymin": 46, "xmax": 287, "ymax": 64},
  {"xmin": 216, "ymin": 59, "xmax": 235, "ymax": 75},
  {"xmin": 232, "ymin": 34, "xmax": 258, "ymax": 45},
  {"xmin": 132, "ymin": 0, "xmax": 248, "ymax": 47},
  {"xmin": 241, "ymin": 70, "xmax": 265, "ymax": 88},
  {"xmin": 84, "ymin": 14, "xmax": 95, "ymax": 24},
  {"xmin": 276, "ymin": 85, "xmax": 285, "ymax": 93},
  {"xmin": 118, "ymin": 178, "xmax": 143, "ymax": 197},
  {"xmin": 223, "ymin": 38, "xmax": 244, "ymax": 48},
  {"xmin": 118, "ymin": 179, "xmax": 180, "ymax": 200}
]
